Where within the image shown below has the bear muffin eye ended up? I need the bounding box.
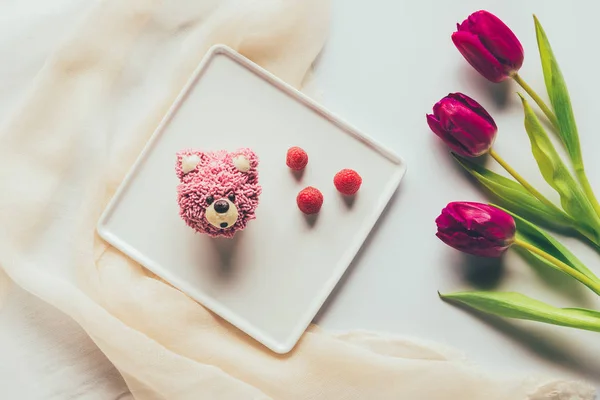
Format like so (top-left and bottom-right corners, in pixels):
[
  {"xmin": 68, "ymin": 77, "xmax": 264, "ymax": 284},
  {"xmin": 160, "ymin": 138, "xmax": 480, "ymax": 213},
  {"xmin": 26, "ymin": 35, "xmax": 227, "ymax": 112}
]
[
  {"xmin": 206, "ymin": 195, "xmax": 214, "ymax": 205},
  {"xmin": 228, "ymin": 193, "xmax": 236, "ymax": 202}
]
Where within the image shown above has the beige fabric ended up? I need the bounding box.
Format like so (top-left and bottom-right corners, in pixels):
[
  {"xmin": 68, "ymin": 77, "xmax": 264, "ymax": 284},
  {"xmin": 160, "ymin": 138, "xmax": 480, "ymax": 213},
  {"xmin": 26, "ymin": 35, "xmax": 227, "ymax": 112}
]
[{"xmin": 0, "ymin": 0, "xmax": 595, "ymax": 399}]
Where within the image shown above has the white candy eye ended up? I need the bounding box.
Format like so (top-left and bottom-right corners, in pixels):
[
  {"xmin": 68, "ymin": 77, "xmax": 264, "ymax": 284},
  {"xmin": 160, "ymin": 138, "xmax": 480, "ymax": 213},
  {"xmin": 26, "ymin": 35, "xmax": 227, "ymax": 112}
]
[
  {"xmin": 233, "ymin": 155, "xmax": 250, "ymax": 172},
  {"xmin": 181, "ymin": 154, "xmax": 201, "ymax": 174}
]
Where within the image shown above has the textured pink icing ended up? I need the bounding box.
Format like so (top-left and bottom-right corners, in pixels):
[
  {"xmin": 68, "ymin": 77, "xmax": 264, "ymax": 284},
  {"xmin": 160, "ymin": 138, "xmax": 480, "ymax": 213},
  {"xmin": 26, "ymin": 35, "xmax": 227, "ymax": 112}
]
[{"xmin": 175, "ymin": 148, "xmax": 261, "ymax": 238}]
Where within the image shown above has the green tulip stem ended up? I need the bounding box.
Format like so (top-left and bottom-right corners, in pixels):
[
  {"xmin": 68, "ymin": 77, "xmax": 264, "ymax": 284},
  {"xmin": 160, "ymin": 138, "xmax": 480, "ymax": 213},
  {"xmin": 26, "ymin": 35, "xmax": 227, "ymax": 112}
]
[
  {"xmin": 515, "ymin": 238, "xmax": 600, "ymax": 296},
  {"xmin": 489, "ymin": 148, "xmax": 568, "ymax": 219},
  {"xmin": 512, "ymin": 73, "xmax": 559, "ymax": 129}
]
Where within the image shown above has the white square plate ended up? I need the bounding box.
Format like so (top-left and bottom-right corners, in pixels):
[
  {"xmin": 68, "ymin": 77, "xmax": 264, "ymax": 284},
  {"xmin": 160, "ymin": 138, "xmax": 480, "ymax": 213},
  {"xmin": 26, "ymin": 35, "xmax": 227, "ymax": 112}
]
[{"xmin": 97, "ymin": 45, "xmax": 406, "ymax": 353}]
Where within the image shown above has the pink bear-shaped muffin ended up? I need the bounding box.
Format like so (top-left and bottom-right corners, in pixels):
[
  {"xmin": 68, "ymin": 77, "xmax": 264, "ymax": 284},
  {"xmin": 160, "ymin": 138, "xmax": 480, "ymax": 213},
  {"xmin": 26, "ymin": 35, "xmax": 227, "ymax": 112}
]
[{"xmin": 175, "ymin": 148, "xmax": 261, "ymax": 238}]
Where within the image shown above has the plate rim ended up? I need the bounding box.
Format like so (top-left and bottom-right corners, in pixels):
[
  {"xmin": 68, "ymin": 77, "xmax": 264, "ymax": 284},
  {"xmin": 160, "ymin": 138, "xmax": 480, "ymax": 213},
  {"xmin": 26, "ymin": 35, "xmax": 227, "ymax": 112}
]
[{"xmin": 97, "ymin": 44, "xmax": 407, "ymax": 354}]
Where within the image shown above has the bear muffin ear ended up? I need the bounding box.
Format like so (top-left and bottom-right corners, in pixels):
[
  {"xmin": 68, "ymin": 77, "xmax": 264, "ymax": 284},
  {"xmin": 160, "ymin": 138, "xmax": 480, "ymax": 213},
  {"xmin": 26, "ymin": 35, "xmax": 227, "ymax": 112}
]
[
  {"xmin": 176, "ymin": 150, "xmax": 206, "ymax": 181},
  {"xmin": 231, "ymin": 148, "xmax": 258, "ymax": 177},
  {"xmin": 232, "ymin": 155, "xmax": 251, "ymax": 172}
]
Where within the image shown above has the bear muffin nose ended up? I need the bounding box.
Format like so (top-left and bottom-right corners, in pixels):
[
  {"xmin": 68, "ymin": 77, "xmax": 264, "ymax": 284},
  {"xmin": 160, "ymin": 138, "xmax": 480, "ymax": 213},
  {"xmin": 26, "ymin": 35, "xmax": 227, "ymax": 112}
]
[{"xmin": 214, "ymin": 200, "xmax": 229, "ymax": 214}]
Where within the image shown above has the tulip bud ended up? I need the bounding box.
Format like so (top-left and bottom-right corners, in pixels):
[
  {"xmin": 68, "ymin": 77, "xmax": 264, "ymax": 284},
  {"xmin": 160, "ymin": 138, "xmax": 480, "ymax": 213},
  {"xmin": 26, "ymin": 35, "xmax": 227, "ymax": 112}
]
[
  {"xmin": 436, "ymin": 202, "xmax": 516, "ymax": 257},
  {"xmin": 427, "ymin": 93, "xmax": 497, "ymax": 157},
  {"xmin": 452, "ymin": 10, "xmax": 524, "ymax": 83}
]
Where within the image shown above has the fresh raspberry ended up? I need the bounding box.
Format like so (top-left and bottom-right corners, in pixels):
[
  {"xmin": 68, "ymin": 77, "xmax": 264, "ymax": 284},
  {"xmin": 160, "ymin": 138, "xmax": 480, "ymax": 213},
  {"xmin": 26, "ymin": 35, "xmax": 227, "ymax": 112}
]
[
  {"xmin": 334, "ymin": 169, "xmax": 362, "ymax": 195},
  {"xmin": 296, "ymin": 187, "xmax": 323, "ymax": 214},
  {"xmin": 286, "ymin": 146, "xmax": 308, "ymax": 170}
]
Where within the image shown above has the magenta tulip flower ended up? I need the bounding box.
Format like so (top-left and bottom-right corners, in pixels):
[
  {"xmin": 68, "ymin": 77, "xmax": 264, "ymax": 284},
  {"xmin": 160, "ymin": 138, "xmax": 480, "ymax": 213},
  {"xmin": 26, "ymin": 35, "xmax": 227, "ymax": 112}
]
[
  {"xmin": 427, "ymin": 93, "xmax": 497, "ymax": 157},
  {"xmin": 436, "ymin": 202, "xmax": 516, "ymax": 257},
  {"xmin": 452, "ymin": 10, "xmax": 524, "ymax": 83}
]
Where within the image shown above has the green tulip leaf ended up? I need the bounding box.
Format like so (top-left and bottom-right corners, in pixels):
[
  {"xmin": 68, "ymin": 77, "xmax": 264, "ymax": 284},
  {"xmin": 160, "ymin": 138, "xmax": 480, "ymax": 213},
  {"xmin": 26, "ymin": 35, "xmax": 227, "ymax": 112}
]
[
  {"xmin": 453, "ymin": 154, "xmax": 572, "ymax": 228},
  {"xmin": 534, "ymin": 15, "xmax": 582, "ymax": 169},
  {"xmin": 519, "ymin": 95, "xmax": 600, "ymax": 240},
  {"xmin": 563, "ymin": 307, "xmax": 600, "ymax": 319},
  {"xmin": 495, "ymin": 205, "xmax": 600, "ymax": 284},
  {"xmin": 440, "ymin": 291, "xmax": 600, "ymax": 332}
]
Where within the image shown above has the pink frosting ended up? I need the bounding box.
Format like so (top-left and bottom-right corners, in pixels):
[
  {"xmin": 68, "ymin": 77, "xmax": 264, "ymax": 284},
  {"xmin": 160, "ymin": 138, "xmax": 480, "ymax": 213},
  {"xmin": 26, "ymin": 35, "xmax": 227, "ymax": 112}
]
[{"xmin": 175, "ymin": 148, "xmax": 261, "ymax": 238}]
